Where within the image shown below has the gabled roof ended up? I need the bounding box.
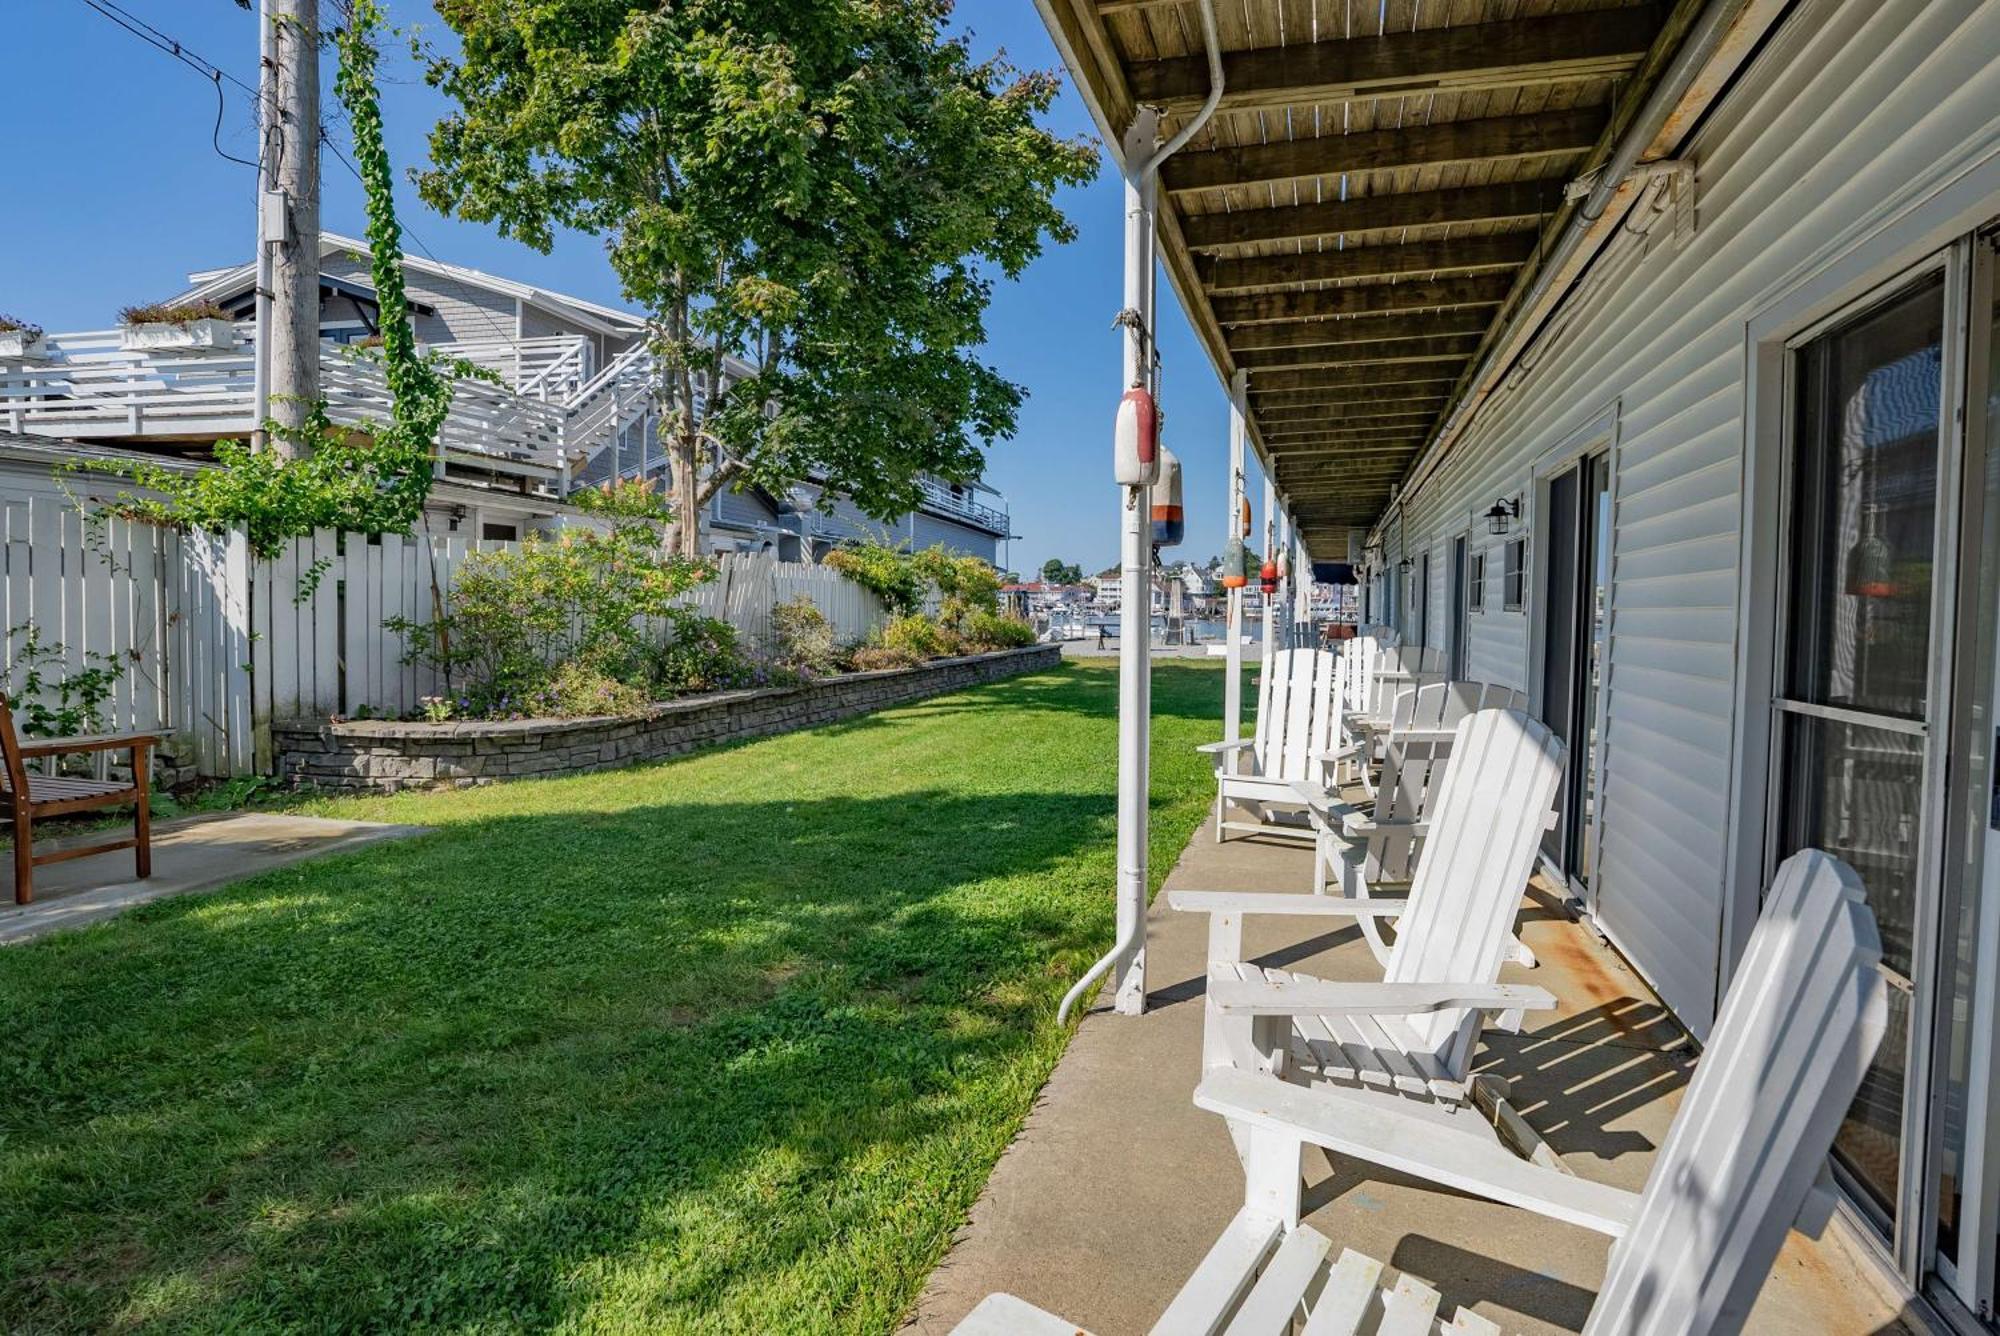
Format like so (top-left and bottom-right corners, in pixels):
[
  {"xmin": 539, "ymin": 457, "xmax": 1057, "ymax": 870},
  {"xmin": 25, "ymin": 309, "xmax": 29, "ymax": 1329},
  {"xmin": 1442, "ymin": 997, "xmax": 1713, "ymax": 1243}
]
[{"xmin": 177, "ymin": 232, "xmax": 646, "ymax": 338}]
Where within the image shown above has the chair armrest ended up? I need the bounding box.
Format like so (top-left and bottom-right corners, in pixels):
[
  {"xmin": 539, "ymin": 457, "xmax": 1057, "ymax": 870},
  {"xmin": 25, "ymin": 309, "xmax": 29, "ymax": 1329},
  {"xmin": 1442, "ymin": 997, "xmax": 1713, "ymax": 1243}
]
[
  {"xmin": 1193, "ymin": 1068, "xmax": 1641, "ymax": 1238},
  {"xmin": 1168, "ymin": 890, "xmax": 1411, "ymax": 919},
  {"xmin": 1341, "ymin": 816, "xmax": 1428, "ymax": 838},
  {"xmin": 16, "ymin": 731, "xmax": 164, "ymax": 758},
  {"xmin": 1313, "ymin": 743, "xmax": 1363, "ymax": 764},
  {"xmin": 1286, "ymin": 782, "xmax": 1363, "ymax": 825},
  {"xmin": 1207, "ymin": 977, "xmax": 1556, "ymax": 1018},
  {"xmin": 1196, "ymin": 739, "xmax": 1256, "ymax": 755}
]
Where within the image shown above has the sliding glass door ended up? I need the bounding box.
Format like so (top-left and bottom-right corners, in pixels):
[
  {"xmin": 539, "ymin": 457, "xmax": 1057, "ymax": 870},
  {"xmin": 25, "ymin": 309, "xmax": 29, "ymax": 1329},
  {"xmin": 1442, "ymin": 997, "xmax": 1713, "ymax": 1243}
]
[
  {"xmin": 1774, "ymin": 267, "xmax": 1946, "ymax": 1235},
  {"xmin": 1540, "ymin": 454, "xmax": 1610, "ymax": 889},
  {"xmin": 1766, "ymin": 239, "xmax": 2000, "ymax": 1319}
]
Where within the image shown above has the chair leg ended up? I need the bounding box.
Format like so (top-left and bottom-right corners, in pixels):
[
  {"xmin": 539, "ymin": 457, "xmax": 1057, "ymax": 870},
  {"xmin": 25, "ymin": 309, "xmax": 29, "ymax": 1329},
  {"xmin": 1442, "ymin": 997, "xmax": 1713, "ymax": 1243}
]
[
  {"xmin": 1214, "ymin": 788, "xmax": 1226, "ymax": 843},
  {"xmin": 134, "ymin": 789, "xmax": 152, "ymax": 880},
  {"xmin": 11, "ymin": 806, "xmax": 32, "ymax": 905}
]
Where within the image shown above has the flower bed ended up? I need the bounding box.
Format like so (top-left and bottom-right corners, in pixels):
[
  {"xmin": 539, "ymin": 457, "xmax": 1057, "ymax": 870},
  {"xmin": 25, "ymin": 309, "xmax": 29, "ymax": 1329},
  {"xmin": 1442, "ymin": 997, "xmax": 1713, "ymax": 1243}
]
[{"xmin": 274, "ymin": 644, "xmax": 1059, "ymax": 793}]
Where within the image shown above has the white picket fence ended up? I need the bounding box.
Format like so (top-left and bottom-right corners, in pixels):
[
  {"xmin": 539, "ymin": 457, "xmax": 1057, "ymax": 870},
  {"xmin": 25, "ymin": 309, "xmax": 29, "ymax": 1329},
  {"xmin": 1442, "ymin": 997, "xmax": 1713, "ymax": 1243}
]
[{"xmin": 2, "ymin": 478, "xmax": 891, "ymax": 776}]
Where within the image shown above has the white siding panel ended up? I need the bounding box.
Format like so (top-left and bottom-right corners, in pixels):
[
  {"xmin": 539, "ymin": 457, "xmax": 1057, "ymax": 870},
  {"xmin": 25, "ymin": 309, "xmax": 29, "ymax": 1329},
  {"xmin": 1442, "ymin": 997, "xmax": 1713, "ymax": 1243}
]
[{"xmin": 1366, "ymin": 0, "xmax": 2000, "ymax": 1035}]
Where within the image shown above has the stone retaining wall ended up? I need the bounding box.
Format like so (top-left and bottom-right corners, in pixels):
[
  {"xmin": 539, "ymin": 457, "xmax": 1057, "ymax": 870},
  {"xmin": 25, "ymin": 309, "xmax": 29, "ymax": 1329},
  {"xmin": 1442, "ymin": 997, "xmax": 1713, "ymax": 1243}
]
[{"xmin": 273, "ymin": 644, "xmax": 1060, "ymax": 793}]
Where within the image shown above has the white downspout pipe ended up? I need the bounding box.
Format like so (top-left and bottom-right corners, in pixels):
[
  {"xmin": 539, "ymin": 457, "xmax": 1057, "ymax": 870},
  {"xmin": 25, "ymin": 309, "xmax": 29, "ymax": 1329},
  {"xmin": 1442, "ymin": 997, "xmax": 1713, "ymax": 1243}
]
[
  {"xmin": 1223, "ymin": 368, "xmax": 1248, "ymax": 749},
  {"xmin": 1059, "ymin": 0, "xmax": 1222, "ymax": 1025}
]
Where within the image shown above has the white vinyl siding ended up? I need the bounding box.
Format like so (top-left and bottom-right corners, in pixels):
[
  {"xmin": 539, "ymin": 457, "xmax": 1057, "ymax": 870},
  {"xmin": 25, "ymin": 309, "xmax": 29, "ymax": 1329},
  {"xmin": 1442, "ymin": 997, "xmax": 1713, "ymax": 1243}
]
[{"xmin": 1371, "ymin": 0, "xmax": 2000, "ymax": 1036}]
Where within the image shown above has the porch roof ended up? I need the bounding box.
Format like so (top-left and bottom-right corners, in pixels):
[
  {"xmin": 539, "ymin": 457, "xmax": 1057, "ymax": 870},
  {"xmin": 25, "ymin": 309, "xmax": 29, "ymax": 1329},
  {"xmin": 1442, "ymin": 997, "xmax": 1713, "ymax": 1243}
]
[{"xmin": 1036, "ymin": 0, "xmax": 1707, "ymax": 551}]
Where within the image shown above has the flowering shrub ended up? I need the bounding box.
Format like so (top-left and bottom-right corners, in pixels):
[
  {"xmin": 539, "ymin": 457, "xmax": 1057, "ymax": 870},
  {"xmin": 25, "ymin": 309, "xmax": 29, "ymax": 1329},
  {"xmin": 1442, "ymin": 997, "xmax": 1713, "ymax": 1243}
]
[
  {"xmin": 650, "ymin": 612, "xmax": 754, "ymax": 695},
  {"xmin": 962, "ymin": 609, "xmax": 1037, "ymax": 649},
  {"xmin": 389, "ymin": 520, "xmax": 717, "ymax": 717},
  {"xmin": 771, "ymin": 595, "xmax": 842, "ymax": 677},
  {"xmin": 881, "ymin": 613, "xmax": 958, "ymax": 661}
]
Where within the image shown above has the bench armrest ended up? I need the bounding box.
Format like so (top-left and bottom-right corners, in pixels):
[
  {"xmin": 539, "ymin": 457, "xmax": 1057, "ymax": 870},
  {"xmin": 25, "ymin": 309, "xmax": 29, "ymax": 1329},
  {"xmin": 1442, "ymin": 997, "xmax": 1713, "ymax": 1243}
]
[
  {"xmin": 16, "ymin": 731, "xmax": 164, "ymax": 758},
  {"xmin": 1197, "ymin": 738, "xmax": 1256, "ymax": 755},
  {"xmin": 1207, "ymin": 977, "xmax": 1556, "ymax": 1018}
]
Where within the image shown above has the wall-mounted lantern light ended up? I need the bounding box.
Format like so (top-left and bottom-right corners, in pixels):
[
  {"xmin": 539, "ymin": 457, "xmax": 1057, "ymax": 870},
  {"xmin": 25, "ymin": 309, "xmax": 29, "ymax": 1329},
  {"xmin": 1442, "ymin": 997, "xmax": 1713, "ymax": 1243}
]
[{"xmin": 1485, "ymin": 497, "xmax": 1520, "ymax": 536}]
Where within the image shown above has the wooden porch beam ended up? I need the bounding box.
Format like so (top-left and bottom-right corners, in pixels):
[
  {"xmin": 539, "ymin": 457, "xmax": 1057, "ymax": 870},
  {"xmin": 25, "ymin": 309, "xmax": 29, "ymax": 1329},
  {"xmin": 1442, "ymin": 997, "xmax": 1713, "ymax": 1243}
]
[
  {"xmin": 1217, "ymin": 274, "xmax": 1512, "ymax": 326},
  {"xmin": 1129, "ymin": 7, "xmax": 1661, "ymax": 115},
  {"xmin": 1227, "ymin": 310, "xmax": 1493, "ymax": 352},
  {"xmin": 1186, "ymin": 180, "xmax": 1563, "ymax": 253},
  {"xmin": 1161, "ymin": 108, "xmax": 1606, "ymax": 196},
  {"xmin": 1250, "ymin": 366, "xmax": 1459, "ymax": 393},
  {"xmin": 1204, "ymin": 234, "xmax": 1535, "ymax": 295},
  {"xmin": 1234, "ymin": 335, "xmax": 1479, "ymax": 371},
  {"xmin": 1252, "ymin": 390, "xmax": 1449, "ymax": 410},
  {"xmin": 1255, "ymin": 409, "xmax": 1439, "ymax": 428}
]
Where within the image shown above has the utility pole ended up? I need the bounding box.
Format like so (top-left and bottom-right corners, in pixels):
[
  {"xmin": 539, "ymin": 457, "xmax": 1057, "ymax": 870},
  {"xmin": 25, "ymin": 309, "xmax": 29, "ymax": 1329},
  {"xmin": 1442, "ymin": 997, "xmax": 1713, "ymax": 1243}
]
[{"xmin": 257, "ymin": 0, "xmax": 321, "ymax": 456}]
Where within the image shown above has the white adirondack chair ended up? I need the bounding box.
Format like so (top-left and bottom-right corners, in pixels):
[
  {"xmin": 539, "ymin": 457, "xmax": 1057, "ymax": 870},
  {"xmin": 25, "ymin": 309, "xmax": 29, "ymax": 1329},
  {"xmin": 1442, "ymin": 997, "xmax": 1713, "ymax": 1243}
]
[
  {"xmin": 1200, "ymin": 646, "xmax": 1342, "ymax": 844},
  {"xmin": 1334, "ymin": 644, "xmax": 1448, "ymax": 793},
  {"xmin": 1178, "ymin": 707, "xmax": 1564, "ymax": 1113},
  {"xmin": 1299, "ymin": 681, "xmax": 1532, "ymax": 966},
  {"xmin": 953, "ymin": 848, "xmax": 1888, "ymax": 1336}
]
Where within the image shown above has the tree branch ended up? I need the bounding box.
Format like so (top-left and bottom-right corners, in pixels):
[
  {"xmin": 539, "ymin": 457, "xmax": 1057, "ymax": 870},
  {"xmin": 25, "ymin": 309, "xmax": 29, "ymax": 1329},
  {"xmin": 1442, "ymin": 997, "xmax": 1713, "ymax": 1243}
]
[{"xmin": 693, "ymin": 453, "xmax": 746, "ymax": 510}]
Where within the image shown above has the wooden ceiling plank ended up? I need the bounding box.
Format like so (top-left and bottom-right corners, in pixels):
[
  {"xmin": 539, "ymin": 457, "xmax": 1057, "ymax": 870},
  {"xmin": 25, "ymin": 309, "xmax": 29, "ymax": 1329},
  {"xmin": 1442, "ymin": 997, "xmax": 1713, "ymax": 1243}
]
[
  {"xmin": 1185, "ymin": 179, "xmax": 1563, "ymax": 252},
  {"xmin": 1250, "ymin": 365, "xmax": 1461, "ymax": 392},
  {"xmin": 1161, "ymin": 107, "xmax": 1606, "ymax": 196},
  {"xmin": 1226, "ymin": 310, "xmax": 1493, "ymax": 351},
  {"xmin": 1128, "ymin": 6, "xmax": 1662, "ymax": 115},
  {"xmin": 1203, "ymin": 234, "xmax": 1536, "ymax": 294},
  {"xmin": 1233, "ymin": 334, "xmax": 1481, "ymax": 370},
  {"xmin": 1217, "ymin": 273, "xmax": 1512, "ymax": 325}
]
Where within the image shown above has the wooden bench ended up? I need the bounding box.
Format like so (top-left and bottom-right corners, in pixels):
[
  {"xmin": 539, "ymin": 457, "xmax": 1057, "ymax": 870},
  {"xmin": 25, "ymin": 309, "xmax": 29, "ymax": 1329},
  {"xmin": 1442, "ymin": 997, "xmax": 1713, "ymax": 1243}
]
[{"xmin": 2, "ymin": 694, "xmax": 163, "ymax": 905}]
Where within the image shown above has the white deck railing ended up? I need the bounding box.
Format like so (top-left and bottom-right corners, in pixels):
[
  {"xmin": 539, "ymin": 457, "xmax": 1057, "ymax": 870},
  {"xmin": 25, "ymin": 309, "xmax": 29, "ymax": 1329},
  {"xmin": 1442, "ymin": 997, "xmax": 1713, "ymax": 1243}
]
[{"xmin": 0, "ymin": 327, "xmax": 567, "ymax": 480}]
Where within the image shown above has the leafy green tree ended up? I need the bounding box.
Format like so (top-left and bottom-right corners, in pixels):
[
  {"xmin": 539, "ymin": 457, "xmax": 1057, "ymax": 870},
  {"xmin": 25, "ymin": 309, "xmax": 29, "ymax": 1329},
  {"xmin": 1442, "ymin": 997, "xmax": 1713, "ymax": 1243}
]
[
  {"xmin": 1040, "ymin": 558, "xmax": 1082, "ymax": 585},
  {"xmin": 419, "ymin": 1, "xmax": 1096, "ymax": 558}
]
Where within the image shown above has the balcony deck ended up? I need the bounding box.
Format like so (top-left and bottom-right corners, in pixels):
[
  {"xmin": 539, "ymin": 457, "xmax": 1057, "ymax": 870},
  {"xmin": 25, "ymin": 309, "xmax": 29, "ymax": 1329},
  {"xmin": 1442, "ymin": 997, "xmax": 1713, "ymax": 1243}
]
[
  {"xmin": 0, "ymin": 326, "xmax": 576, "ymax": 483},
  {"xmin": 908, "ymin": 816, "xmax": 1924, "ymax": 1335}
]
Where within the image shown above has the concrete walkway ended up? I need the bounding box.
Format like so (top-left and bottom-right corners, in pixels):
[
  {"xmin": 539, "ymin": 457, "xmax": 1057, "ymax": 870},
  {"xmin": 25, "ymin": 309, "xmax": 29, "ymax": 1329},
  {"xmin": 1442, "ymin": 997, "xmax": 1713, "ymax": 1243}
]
[
  {"xmin": 909, "ymin": 816, "xmax": 1920, "ymax": 1335},
  {"xmin": 2, "ymin": 811, "xmax": 427, "ymax": 945}
]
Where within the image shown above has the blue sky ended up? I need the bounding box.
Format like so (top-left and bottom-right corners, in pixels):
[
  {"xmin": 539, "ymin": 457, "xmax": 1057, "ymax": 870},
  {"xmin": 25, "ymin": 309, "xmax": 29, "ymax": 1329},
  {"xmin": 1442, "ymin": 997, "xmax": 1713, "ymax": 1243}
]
[{"xmin": 2, "ymin": 1, "xmax": 1264, "ymax": 575}]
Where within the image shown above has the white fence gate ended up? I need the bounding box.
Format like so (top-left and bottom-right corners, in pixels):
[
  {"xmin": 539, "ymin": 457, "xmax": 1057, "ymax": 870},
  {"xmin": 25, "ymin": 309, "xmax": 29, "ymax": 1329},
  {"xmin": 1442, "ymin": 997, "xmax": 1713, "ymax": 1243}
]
[{"xmin": 2, "ymin": 478, "xmax": 892, "ymax": 776}]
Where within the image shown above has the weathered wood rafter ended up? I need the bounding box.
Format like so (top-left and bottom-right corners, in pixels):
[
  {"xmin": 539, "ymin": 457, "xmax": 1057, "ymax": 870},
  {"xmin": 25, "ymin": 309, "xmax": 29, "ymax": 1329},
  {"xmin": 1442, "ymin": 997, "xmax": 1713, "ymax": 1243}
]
[
  {"xmin": 1203, "ymin": 235, "xmax": 1537, "ymax": 295},
  {"xmin": 1216, "ymin": 275, "xmax": 1513, "ymax": 326},
  {"xmin": 1128, "ymin": 6, "xmax": 1660, "ymax": 114},
  {"xmin": 1162, "ymin": 108, "xmax": 1606, "ymax": 196},
  {"xmin": 1184, "ymin": 180, "xmax": 1565, "ymax": 253}
]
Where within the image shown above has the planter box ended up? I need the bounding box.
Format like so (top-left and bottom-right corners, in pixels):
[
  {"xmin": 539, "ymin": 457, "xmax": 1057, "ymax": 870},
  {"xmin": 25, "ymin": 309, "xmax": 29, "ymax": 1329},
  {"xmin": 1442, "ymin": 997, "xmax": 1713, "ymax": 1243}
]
[
  {"xmin": 274, "ymin": 644, "xmax": 1061, "ymax": 794},
  {"xmin": 0, "ymin": 329, "xmax": 47, "ymax": 360},
  {"xmin": 120, "ymin": 318, "xmax": 240, "ymax": 353}
]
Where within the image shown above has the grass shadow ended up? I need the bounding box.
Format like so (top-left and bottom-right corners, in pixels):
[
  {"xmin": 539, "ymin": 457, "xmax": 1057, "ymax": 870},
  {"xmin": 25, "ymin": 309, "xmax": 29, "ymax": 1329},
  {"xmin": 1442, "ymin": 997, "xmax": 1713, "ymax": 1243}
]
[{"xmin": 0, "ymin": 660, "xmax": 1227, "ymax": 1332}]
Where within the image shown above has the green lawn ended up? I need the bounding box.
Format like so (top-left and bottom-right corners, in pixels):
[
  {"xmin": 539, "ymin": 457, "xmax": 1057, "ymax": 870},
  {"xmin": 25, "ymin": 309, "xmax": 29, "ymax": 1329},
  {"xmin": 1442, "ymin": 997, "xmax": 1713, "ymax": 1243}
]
[{"xmin": 0, "ymin": 660, "xmax": 1229, "ymax": 1333}]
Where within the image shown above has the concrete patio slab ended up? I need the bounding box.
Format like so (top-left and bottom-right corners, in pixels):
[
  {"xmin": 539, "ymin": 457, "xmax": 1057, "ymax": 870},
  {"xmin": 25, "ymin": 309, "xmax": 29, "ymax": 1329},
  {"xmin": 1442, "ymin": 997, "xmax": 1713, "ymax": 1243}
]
[
  {"xmin": 1, "ymin": 811, "xmax": 427, "ymax": 945},
  {"xmin": 909, "ymin": 816, "xmax": 1921, "ymax": 1335}
]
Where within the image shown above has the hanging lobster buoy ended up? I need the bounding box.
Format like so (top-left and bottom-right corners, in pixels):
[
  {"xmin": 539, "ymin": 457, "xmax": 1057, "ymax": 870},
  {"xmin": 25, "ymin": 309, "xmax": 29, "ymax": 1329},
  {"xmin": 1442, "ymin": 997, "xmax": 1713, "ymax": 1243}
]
[
  {"xmin": 1150, "ymin": 447, "xmax": 1184, "ymax": 547},
  {"xmin": 1238, "ymin": 495, "xmax": 1252, "ymax": 538},
  {"xmin": 1259, "ymin": 559, "xmax": 1279, "ymax": 595},
  {"xmin": 1221, "ymin": 536, "xmax": 1248, "ymax": 589},
  {"xmin": 1113, "ymin": 385, "xmax": 1159, "ymax": 486}
]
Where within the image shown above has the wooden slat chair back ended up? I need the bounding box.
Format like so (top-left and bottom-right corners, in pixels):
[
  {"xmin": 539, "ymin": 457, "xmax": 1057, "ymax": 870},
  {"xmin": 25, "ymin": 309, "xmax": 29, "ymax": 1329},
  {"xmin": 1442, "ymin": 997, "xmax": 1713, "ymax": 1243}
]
[
  {"xmin": 1253, "ymin": 647, "xmax": 1337, "ymax": 784},
  {"xmin": 1378, "ymin": 708, "xmax": 1562, "ymax": 1066},
  {"xmin": 954, "ymin": 849, "xmax": 1887, "ymax": 1336},
  {"xmin": 0, "ymin": 693, "xmax": 160, "ymax": 905},
  {"xmin": 1582, "ymin": 849, "xmax": 1887, "ymax": 1334},
  {"xmin": 1365, "ymin": 681, "xmax": 1528, "ymax": 884}
]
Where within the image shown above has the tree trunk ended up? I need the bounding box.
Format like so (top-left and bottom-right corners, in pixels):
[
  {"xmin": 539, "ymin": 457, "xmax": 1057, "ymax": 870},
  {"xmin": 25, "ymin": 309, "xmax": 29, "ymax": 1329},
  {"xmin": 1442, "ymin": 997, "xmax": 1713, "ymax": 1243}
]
[{"xmin": 669, "ymin": 430, "xmax": 702, "ymax": 561}]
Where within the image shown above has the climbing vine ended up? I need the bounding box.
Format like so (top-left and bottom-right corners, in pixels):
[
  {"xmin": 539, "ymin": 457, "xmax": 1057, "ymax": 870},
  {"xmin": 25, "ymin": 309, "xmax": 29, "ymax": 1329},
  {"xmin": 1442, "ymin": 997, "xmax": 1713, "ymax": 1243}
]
[{"xmin": 87, "ymin": 0, "xmax": 467, "ymax": 575}]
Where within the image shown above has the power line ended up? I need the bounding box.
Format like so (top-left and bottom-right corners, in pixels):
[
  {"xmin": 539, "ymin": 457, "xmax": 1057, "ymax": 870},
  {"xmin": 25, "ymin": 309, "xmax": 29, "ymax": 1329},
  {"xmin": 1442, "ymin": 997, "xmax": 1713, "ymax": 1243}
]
[
  {"xmin": 75, "ymin": 0, "xmax": 528, "ymax": 351},
  {"xmin": 74, "ymin": 0, "xmax": 262, "ymax": 170}
]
